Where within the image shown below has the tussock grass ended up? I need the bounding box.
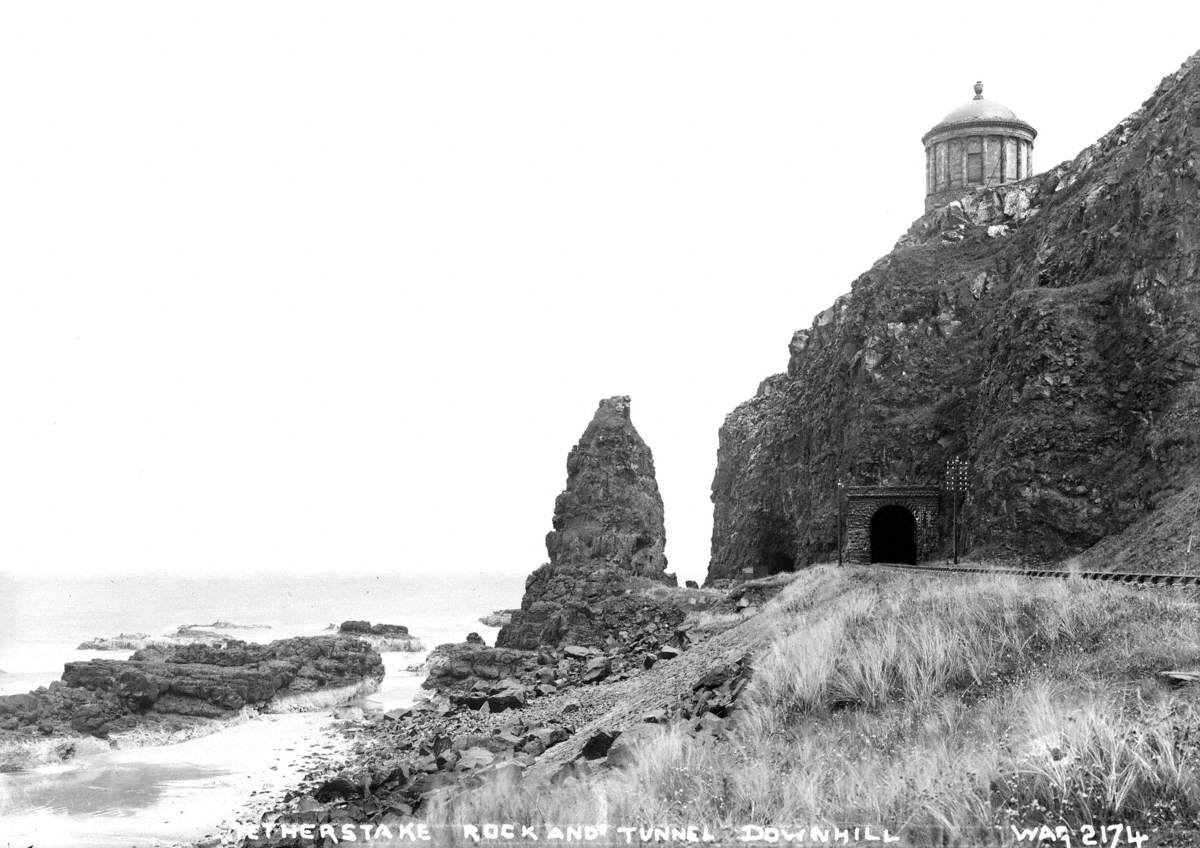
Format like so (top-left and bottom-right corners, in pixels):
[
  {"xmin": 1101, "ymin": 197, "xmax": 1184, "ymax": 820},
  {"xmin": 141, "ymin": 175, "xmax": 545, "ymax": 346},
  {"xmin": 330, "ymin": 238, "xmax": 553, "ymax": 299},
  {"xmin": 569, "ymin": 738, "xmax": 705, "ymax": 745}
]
[
  {"xmin": 682, "ymin": 609, "xmax": 746, "ymax": 636},
  {"xmin": 425, "ymin": 566, "xmax": 1200, "ymax": 845},
  {"xmin": 635, "ymin": 579, "xmax": 726, "ymax": 613}
]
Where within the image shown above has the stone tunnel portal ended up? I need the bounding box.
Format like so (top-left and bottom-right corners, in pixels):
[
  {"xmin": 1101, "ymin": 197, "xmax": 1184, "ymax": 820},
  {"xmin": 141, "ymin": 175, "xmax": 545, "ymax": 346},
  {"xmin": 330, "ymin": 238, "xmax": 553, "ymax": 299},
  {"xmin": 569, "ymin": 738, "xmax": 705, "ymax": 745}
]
[
  {"xmin": 869, "ymin": 504, "xmax": 917, "ymax": 564},
  {"xmin": 843, "ymin": 485, "xmax": 940, "ymax": 565}
]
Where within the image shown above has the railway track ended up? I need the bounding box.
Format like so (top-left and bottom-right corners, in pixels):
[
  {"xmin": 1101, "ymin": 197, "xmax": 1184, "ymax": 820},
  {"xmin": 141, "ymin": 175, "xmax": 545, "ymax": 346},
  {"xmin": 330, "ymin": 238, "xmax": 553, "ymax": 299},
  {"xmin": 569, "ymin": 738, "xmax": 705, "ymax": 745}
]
[{"xmin": 870, "ymin": 560, "xmax": 1200, "ymax": 587}]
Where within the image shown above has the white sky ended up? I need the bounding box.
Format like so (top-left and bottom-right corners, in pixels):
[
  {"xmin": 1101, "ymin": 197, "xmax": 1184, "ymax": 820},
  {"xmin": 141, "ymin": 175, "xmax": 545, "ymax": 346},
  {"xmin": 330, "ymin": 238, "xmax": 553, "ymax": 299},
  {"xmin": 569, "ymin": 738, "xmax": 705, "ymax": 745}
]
[{"xmin": 2, "ymin": 3, "xmax": 1197, "ymax": 585}]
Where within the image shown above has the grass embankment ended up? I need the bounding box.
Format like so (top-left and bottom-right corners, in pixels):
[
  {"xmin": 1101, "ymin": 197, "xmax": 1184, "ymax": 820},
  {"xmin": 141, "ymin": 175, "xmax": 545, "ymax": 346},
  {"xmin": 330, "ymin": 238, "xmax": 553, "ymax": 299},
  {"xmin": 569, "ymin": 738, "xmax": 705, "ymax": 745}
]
[
  {"xmin": 1079, "ymin": 479, "xmax": 1200, "ymax": 575},
  {"xmin": 432, "ymin": 566, "xmax": 1200, "ymax": 845}
]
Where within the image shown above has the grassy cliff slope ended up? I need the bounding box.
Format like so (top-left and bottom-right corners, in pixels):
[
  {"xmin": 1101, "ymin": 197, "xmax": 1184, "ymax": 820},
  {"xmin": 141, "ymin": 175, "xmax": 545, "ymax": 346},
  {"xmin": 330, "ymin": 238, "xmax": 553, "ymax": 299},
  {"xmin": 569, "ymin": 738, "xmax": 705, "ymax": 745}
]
[{"xmin": 433, "ymin": 567, "xmax": 1200, "ymax": 845}]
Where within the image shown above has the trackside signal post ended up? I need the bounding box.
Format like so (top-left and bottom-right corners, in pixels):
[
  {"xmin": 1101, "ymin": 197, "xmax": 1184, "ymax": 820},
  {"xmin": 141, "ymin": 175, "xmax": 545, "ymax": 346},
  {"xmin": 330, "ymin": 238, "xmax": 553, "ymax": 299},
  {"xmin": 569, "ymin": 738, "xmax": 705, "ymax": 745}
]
[
  {"xmin": 944, "ymin": 457, "xmax": 969, "ymax": 564},
  {"xmin": 836, "ymin": 479, "xmax": 845, "ymax": 566}
]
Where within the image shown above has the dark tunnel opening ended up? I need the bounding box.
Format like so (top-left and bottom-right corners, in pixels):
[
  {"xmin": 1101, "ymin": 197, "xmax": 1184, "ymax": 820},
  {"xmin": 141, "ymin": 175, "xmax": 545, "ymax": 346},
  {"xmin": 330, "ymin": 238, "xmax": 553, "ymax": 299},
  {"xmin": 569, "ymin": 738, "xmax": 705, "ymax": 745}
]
[
  {"xmin": 869, "ymin": 505, "xmax": 917, "ymax": 564},
  {"xmin": 766, "ymin": 551, "xmax": 796, "ymax": 575}
]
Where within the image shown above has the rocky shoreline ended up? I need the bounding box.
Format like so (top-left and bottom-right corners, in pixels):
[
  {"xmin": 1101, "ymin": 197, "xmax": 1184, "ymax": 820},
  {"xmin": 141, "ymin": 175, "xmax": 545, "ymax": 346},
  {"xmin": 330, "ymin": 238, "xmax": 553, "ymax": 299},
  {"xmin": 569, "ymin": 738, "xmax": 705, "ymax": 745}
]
[
  {"xmin": 0, "ymin": 635, "xmax": 385, "ymax": 770},
  {"xmin": 226, "ymin": 397, "xmax": 760, "ymax": 846},
  {"xmin": 229, "ymin": 580, "xmax": 762, "ymax": 847}
]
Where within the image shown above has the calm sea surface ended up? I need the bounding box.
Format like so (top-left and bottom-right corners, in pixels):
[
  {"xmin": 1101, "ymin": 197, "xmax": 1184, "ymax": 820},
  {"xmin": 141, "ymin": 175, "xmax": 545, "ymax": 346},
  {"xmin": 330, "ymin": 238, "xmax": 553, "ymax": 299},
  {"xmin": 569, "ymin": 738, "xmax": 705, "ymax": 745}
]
[{"xmin": 0, "ymin": 568, "xmax": 527, "ymax": 847}]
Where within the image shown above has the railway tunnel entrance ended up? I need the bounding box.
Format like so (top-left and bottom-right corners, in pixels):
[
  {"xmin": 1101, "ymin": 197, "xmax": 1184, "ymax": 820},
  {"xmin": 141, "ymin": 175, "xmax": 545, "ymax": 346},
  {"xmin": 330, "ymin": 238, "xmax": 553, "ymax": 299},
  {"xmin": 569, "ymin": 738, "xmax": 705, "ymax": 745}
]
[
  {"xmin": 869, "ymin": 504, "xmax": 917, "ymax": 564},
  {"xmin": 843, "ymin": 485, "xmax": 940, "ymax": 565}
]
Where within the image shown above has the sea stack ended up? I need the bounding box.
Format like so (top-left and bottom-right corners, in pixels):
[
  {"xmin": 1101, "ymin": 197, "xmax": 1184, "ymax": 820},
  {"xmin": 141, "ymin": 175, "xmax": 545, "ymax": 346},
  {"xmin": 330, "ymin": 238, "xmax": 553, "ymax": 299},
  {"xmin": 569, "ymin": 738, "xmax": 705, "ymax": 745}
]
[{"xmin": 497, "ymin": 396, "xmax": 677, "ymax": 650}]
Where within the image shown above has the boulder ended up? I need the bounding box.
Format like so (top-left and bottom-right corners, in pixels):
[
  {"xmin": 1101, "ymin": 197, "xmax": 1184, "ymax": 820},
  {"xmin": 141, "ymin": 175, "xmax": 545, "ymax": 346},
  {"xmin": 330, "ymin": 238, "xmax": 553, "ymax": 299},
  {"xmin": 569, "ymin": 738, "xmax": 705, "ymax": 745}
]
[
  {"xmin": 115, "ymin": 669, "xmax": 159, "ymax": 709},
  {"xmin": 581, "ymin": 657, "xmax": 611, "ymax": 684},
  {"xmin": 486, "ymin": 685, "xmax": 528, "ymax": 712},
  {"xmin": 541, "ymin": 725, "xmax": 571, "ymax": 747},
  {"xmin": 458, "ymin": 747, "xmax": 496, "ymax": 770},
  {"xmin": 421, "ymin": 643, "xmax": 537, "ymax": 699},
  {"xmin": 314, "ymin": 776, "xmax": 361, "ymax": 803},
  {"xmin": 580, "ymin": 729, "xmax": 618, "ymax": 760},
  {"xmin": 521, "ymin": 737, "xmax": 546, "ymax": 757},
  {"xmin": 606, "ymin": 723, "xmax": 667, "ymax": 768}
]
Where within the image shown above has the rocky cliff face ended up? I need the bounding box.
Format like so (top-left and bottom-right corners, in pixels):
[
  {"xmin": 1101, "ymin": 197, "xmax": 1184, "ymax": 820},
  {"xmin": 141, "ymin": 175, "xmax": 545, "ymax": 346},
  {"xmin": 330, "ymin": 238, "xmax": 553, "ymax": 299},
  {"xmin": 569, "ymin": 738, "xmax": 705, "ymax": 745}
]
[
  {"xmin": 708, "ymin": 52, "xmax": 1200, "ymax": 582},
  {"xmin": 497, "ymin": 396, "xmax": 678, "ymax": 650}
]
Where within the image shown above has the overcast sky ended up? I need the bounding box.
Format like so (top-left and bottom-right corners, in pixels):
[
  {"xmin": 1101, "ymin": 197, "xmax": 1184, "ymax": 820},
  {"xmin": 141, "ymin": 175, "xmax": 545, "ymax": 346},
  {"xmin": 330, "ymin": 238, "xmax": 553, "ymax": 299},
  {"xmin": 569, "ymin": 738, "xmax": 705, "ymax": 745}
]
[{"xmin": 2, "ymin": 3, "xmax": 1197, "ymax": 585}]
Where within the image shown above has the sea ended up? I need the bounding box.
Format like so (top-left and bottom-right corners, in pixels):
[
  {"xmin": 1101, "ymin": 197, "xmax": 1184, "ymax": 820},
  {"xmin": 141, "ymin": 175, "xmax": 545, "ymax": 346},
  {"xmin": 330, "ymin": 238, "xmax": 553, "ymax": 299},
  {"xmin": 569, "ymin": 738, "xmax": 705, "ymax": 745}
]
[{"xmin": 0, "ymin": 568, "xmax": 528, "ymax": 848}]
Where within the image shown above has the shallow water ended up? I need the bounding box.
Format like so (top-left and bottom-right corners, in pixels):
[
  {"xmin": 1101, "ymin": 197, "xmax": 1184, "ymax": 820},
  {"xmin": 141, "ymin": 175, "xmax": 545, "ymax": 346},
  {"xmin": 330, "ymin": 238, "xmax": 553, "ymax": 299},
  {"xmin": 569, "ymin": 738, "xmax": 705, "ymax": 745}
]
[
  {"xmin": 0, "ymin": 569, "xmax": 525, "ymax": 691},
  {"xmin": 1, "ymin": 711, "xmax": 348, "ymax": 847},
  {"xmin": 0, "ymin": 569, "xmax": 526, "ymax": 847}
]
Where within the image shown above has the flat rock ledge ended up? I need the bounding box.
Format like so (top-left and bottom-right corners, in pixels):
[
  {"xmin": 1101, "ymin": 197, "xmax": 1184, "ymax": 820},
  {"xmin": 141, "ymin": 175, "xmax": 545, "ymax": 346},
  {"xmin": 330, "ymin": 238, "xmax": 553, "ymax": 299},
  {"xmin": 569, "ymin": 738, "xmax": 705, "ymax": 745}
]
[
  {"xmin": 336, "ymin": 620, "xmax": 425, "ymax": 652},
  {"xmin": 0, "ymin": 635, "xmax": 383, "ymax": 767}
]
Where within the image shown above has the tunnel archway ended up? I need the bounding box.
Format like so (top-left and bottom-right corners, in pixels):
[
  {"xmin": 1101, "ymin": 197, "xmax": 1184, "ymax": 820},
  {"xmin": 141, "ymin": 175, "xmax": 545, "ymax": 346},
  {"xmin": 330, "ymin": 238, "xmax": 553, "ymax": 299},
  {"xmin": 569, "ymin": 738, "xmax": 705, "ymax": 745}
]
[{"xmin": 869, "ymin": 505, "xmax": 917, "ymax": 564}]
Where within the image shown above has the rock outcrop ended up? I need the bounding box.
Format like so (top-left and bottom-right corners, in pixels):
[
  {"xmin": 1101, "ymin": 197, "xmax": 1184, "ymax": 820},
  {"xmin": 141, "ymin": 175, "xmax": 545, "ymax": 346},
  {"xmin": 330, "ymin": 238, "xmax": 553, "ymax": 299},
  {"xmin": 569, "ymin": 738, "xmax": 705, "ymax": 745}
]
[
  {"xmin": 478, "ymin": 610, "xmax": 515, "ymax": 628},
  {"xmin": 75, "ymin": 622, "xmax": 269, "ymax": 651},
  {"xmin": 337, "ymin": 621, "xmax": 424, "ymax": 652},
  {"xmin": 497, "ymin": 397, "xmax": 680, "ymax": 650},
  {"xmin": 76, "ymin": 632, "xmax": 171, "ymax": 651},
  {"xmin": 418, "ymin": 398, "xmax": 688, "ymax": 713},
  {"xmin": 338, "ymin": 621, "xmax": 409, "ymax": 637},
  {"xmin": 0, "ymin": 636, "xmax": 383, "ymax": 744},
  {"xmin": 707, "ymin": 52, "xmax": 1200, "ymax": 581},
  {"xmin": 423, "ymin": 643, "xmax": 537, "ymax": 702},
  {"xmin": 422, "ymin": 622, "xmax": 695, "ymax": 713}
]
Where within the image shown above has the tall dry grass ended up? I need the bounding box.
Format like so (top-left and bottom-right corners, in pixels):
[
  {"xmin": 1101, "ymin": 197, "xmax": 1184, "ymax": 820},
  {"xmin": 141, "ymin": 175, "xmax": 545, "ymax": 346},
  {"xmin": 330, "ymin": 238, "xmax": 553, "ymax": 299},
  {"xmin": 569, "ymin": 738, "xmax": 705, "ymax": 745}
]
[{"xmin": 423, "ymin": 566, "xmax": 1200, "ymax": 845}]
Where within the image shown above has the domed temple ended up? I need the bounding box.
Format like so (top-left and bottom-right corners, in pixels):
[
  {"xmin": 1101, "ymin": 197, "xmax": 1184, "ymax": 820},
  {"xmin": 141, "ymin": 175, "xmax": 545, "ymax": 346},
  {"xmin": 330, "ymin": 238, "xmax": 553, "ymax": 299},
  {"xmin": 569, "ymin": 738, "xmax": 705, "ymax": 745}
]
[{"xmin": 923, "ymin": 82, "xmax": 1037, "ymax": 211}]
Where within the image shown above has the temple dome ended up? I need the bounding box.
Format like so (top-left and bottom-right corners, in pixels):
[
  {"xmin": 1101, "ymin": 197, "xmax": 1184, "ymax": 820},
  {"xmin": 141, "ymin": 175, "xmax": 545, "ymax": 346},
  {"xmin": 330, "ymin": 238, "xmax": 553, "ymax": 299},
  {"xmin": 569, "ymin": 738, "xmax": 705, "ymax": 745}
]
[
  {"xmin": 923, "ymin": 82, "xmax": 1037, "ymax": 141},
  {"xmin": 921, "ymin": 81, "xmax": 1038, "ymax": 212},
  {"xmin": 937, "ymin": 96, "xmax": 1021, "ymax": 126}
]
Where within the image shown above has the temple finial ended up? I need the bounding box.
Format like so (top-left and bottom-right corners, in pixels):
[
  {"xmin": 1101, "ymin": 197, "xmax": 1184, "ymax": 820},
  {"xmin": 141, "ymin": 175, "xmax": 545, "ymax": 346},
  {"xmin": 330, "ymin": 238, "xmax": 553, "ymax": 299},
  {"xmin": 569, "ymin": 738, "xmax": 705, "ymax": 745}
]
[{"xmin": 973, "ymin": 81, "xmax": 984, "ymax": 99}]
